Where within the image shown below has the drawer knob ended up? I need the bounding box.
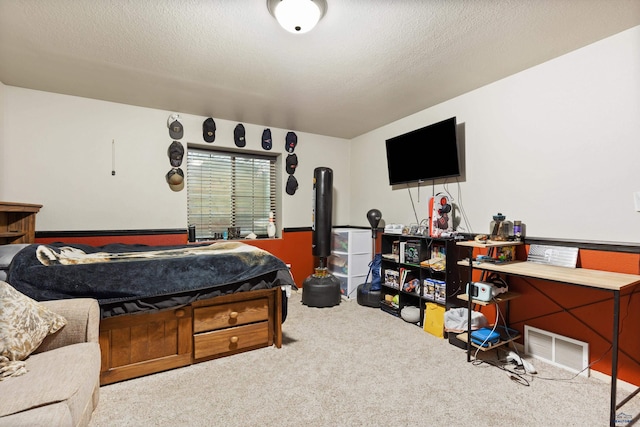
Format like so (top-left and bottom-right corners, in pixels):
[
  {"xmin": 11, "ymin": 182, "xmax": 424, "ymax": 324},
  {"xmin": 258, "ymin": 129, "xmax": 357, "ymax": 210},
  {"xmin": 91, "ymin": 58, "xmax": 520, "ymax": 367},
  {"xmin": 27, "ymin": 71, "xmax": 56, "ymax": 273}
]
[
  {"xmin": 175, "ymin": 309, "xmax": 185, "ymax": 318},
  {"xmin": 230, "ymin": 336, "xmax": 239, "ymax": 344},
  {"xmin": 229, "ymin": 311, "xmax": 239, "ymax": 319}
]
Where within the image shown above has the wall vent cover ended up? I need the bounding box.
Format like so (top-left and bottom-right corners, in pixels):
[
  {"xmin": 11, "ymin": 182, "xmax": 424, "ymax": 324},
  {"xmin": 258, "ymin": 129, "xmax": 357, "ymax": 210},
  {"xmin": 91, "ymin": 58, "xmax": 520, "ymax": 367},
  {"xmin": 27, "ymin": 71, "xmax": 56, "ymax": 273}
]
[{"xmin": 524, "ymin": 325, "xmax": 589, "ymax": 377}]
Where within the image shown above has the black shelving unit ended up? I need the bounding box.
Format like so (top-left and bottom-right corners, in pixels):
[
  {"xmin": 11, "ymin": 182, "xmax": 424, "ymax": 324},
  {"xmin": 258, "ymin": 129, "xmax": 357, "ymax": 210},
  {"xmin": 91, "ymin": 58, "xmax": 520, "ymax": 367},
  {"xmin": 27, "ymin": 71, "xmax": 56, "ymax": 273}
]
[{"xmin": 379, "ymin": 233, "xmax": 465, "ymax": 327}]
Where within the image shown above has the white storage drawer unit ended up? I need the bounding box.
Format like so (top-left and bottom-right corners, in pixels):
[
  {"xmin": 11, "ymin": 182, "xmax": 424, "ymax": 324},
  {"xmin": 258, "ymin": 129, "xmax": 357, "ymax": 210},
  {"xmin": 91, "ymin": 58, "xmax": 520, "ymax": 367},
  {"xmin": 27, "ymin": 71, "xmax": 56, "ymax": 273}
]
[{"xmin": 328, "ymin": 228, "xmax": 372, "ymax": 299}]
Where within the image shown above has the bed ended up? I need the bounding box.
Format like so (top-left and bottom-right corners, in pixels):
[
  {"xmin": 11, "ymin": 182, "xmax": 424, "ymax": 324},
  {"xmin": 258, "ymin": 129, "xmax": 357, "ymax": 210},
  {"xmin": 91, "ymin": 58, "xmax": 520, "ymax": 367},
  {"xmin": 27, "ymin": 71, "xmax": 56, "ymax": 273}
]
[{"xmin": 3, "ymin": 241, "xmax": 296, "ymax": 384}]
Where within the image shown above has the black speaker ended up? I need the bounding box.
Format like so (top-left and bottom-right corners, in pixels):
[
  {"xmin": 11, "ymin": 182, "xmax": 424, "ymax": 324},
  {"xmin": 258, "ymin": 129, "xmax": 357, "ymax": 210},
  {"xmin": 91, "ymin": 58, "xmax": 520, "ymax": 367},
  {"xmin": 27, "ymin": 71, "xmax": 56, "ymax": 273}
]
[{"xmin": 312, "ymin": 167, "xmax": 333, "ymax": 258}]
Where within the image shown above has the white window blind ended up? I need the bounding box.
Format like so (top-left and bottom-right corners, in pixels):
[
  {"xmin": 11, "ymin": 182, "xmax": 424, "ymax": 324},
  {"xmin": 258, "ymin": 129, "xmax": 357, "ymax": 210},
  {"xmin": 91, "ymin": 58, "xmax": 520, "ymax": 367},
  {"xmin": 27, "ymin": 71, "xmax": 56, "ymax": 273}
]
[{"xmin": 187, "ymin": 148, "xmax": 277, "ymax": 240}]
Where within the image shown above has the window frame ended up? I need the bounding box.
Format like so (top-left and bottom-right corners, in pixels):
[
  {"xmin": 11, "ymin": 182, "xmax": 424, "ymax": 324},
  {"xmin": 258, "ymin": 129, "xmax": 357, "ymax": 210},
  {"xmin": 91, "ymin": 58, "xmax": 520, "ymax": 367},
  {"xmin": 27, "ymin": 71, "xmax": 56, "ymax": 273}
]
[{"xmin": 186, "ymin": 146, "xmax": 278, "ymax": 241}]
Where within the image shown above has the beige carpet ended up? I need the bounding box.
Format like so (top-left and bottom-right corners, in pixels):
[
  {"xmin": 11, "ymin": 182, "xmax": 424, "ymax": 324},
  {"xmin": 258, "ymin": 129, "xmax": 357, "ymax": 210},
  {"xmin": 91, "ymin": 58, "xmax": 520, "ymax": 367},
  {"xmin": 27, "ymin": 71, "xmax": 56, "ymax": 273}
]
[{"xmin": 89, "ymin": 290, "xmax": 640, "ymax": 427}]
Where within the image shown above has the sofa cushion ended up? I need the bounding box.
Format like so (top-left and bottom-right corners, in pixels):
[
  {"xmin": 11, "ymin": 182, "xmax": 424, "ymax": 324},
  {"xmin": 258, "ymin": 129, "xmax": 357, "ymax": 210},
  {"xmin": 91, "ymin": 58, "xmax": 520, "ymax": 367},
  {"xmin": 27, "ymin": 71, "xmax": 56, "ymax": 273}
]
[
  {"xmin": 0, "ymin": 402, "xmax": 73, "ymax": 427},
  {"xmin": 0, "ymin": 281, "xmax": 67, "ymax": 378},
  {"xmin": 0, "ymin": 342, "xmax": 100, "ymax": 421}
]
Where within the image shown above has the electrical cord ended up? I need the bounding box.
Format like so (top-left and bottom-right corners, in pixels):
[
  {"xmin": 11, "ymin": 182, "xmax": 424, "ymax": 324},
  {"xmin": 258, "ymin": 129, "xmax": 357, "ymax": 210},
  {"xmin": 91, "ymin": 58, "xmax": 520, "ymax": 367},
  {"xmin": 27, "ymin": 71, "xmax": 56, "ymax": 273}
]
[
  {"xmin": 406, "ymin": 184, "xmax": 420, "ymax": 226},
  {"xmin": 473, "ymin": 356, "xmax": 532, "ymax": 387},
  {"xmin": 471, "ymin": 302, "xmax": 502, "ymax": 361},
  {"xmin": 481, "ymin": 285, "xmax": 638, "ymax": 386},
  {"xmin": 446, "ymin": 178, "xmax": 473, "ymax": 234},
  {"xmin": 469, "ymin": 290, "xmax": 532, "ymax": 386}
]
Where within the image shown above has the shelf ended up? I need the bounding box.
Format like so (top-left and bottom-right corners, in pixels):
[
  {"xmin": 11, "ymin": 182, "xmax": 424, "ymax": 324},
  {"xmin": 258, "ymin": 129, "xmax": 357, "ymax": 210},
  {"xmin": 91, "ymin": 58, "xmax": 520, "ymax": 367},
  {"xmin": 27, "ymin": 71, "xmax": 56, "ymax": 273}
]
[
  {"xmin": 0, "ymin": 202, "xmax": 42, "ymax": 213},
  {"xmin": 382, "ymin": 282, "xmax": 400, "ymax": 291},
  {"xmin": 381, "ymin": 253, "xmax": 399, "ymax": 262},
  {"xmin": 421, "ymin": 296, "xmax": 445, "ymax": 305},
  {"xmin": 399, "ymin": 290, "xmax": 420, "ymax": 297},
  {"xmin": 379, "ymin": 234, "xmax": 461, "ymax": 329},
  {"xmin": 400, "ymin": 263, "xmax": 422, "ymax": 269},
  {"xmin": 457, "ymin": 260, "xmax": 519, "ymax": 268},
  {"xmin": 456, "ymin": 240, "xmax": 524, "ymax": 248},
  {"xmin": 0, "ymin": 231, "xmax": 26, "ymax": 238},
  {"xmin": 456, "ymin": 332, "xmax": 521, "ymax": 351},
  {"xmin": 380, "ymin": 301, "xmax": 399, "ymax": 316},
  {"xmin": 456, "ymin": 291, "xmax": 520, "ymax": 306},
  {"xmin": 421, "ymin": 269, "xmax": 446, "ymax": 277}
]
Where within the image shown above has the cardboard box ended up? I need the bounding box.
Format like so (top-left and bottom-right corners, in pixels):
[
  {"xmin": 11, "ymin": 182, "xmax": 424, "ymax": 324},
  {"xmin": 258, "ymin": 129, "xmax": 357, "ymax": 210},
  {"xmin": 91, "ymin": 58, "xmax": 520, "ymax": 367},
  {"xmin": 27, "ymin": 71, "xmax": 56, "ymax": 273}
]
[
  {"xmin": 435, "ymin": 281, "xmax": 446, "ymax": 303},
  {"xmin": 384, "ymin": 269, "xmax": 399, "ymax": 289},
  {"xmin": 422, "ymin": 279, "xmax": 435, "ymax": 300}
]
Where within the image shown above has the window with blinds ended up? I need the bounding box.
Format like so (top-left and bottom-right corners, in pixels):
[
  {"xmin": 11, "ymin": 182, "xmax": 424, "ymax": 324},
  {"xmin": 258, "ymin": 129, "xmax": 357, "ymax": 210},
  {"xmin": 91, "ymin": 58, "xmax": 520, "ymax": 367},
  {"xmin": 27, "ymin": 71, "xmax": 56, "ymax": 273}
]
[{"xmin": 187, "ymin": 148, "xmax": 277, "ymax": 240}]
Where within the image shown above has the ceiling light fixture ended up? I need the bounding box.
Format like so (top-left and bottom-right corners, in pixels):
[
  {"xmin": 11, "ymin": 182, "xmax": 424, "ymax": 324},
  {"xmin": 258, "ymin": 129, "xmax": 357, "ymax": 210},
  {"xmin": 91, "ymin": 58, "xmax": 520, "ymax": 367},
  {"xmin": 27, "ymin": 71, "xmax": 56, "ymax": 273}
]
[{"xmin": 267, "ymin": 0, "xmax": 327, "ymax": 34}]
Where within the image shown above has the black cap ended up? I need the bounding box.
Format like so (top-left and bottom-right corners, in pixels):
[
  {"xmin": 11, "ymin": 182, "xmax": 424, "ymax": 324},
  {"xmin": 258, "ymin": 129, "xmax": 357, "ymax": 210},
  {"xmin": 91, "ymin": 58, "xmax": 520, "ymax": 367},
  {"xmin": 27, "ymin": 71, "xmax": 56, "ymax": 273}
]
[
  {"xmin": 234, "ymin": 124, "xmax": 246, "ymax": 147},
  {"xmin": 286, "ymin": 175, "xmax": 298, "ymax": 195},
  {"xmin": 168, "ymin": 141, "xmax": 184, "ymax": 167},
  {"xmin": 203, "ymin": 118, "xmax": 216, "ymax": 143},
  {"xmin": 285, "ymin": 153, "xmax": 298, "ymax": 175},
  {"xmin": 262, "ymin": 128, "xmax": 272, "ymax": 150},
  {"xmin": 285, "ymin": 131, "xmax": 297, "ymax": 153}
]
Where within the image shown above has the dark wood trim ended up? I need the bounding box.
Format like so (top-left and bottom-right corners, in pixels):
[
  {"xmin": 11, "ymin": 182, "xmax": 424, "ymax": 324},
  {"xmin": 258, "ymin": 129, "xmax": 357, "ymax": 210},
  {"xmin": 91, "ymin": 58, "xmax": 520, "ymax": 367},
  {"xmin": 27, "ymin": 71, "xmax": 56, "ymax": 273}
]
[
  {"xmin": 36, "ymin": 229, "xmax": 186, "ymax": 238},
  {"xmin": 38, "ymin": 225, "xmax": 370, "ymax": 237},
  {"xmin": 523, "ymin": 237, "xmax": 640, "ymax": 254},
  {"xmin": 282, "ymin": 227, "xmax": 311, "ymax": 233},
  {"xmin": 283, "ymin": 225, "xmax": 370, "ymax": 233},
  {"xmin": 35, "ymin": 229, "xmax": 638, "ymax": 254}
]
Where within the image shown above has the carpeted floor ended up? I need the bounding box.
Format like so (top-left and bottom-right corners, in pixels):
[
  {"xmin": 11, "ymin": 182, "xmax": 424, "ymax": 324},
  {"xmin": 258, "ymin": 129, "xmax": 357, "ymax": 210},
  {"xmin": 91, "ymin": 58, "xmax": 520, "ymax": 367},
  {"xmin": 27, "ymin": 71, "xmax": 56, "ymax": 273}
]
[{"xmin": 89, "ymin": 290, "xmax": 640, "ymax": 426}]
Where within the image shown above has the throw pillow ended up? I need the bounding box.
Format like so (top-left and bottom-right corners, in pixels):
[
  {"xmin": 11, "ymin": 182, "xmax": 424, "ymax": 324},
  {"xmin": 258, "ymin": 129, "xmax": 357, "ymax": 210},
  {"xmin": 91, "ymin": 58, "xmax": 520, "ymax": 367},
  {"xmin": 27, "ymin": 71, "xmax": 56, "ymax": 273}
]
[{"xmin": 0, "ymin": 281, "xmax": 66, "ymax": 379}]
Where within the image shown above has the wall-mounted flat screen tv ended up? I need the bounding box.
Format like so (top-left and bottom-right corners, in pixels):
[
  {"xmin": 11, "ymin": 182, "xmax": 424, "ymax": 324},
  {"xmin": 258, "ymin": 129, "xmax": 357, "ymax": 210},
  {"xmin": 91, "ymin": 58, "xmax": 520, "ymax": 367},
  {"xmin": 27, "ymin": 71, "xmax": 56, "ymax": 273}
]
[{"xmin": 385, "ymin": 116, "xmax": 460, "ymax": 185}]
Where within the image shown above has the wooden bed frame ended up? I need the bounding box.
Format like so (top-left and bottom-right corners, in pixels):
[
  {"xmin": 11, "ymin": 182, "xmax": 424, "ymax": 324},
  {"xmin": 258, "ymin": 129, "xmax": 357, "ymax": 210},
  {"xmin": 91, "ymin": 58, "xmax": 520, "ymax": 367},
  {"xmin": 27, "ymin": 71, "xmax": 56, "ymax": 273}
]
[
  {"xmin": 0, "ymin": 204, "xmax": 285, "ymax": 386},
  {"xmin": 98, "ymin": 286, "xmax": 283, "ymax": 385}
]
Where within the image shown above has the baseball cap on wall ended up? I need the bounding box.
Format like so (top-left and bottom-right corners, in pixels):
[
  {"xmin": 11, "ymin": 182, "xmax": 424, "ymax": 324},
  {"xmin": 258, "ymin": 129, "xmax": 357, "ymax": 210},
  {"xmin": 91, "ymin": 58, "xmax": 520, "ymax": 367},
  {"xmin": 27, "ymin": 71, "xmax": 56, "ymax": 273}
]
[
  {"xmin": 234, "ymin": 124, "xmax": 246, "ymax": 147},
  {"xmin": 203, "ymin": 118, "xmax": 216, "ymax": 143},
  {"xmin": 285, "ymin": 132, "xmax": 297, "ymax": 153},
  {"xmin": 262, "ymin": 128, "xmax": 272, "ymax": 150},
  {"xmin": 168, "ymin": 141, "xmax": 184, "ymax": 167},
  {"xmin": 167, "ymin": 113, "xmax": 183, "ymax": 140},
  {"xmin": 166, "ymin": 168, "xmax": 184, "ymax": 192},
  {"xmin": 285, "ymin": 153, "xmax": 298, "ymax": 175},
  {"xmin": 286, "ymin": 175, "xmax": 298, "ymax": 195}
]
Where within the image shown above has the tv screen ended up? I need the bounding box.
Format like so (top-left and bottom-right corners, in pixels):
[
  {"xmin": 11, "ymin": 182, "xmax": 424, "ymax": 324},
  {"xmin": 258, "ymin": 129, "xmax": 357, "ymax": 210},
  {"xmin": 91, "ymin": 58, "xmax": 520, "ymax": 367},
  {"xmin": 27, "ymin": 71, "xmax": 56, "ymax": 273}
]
[{"xmin": 385, "ymin": 117, "xmax": 460, "ymax": 185}]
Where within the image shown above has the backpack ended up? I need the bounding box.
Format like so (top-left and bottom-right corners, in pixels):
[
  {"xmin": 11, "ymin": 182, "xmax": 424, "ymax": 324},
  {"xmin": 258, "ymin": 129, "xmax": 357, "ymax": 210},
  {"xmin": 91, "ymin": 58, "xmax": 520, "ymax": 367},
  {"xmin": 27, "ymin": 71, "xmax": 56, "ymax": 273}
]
[{"xmin": 364, "ymin": 253, "xmax": 382, "ymax": 291}]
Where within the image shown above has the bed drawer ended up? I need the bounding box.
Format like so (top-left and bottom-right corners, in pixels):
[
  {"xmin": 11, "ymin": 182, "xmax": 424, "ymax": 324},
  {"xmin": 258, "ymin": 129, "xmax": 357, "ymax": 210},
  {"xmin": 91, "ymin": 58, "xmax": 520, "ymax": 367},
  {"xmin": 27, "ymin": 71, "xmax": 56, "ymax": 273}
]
[
  {"xmin": 193, "ymin": 297, "xmax": 269, "ymax": 333},
  {"xmin": 193, "ymin": 322, "xmax": 269, "ymax": 359}
]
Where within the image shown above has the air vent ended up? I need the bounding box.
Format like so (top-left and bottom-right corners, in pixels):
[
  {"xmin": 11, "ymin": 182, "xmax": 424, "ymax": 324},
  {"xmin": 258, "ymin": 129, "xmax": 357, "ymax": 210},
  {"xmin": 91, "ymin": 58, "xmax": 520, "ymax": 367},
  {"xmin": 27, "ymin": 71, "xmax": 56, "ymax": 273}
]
[{"xmin": 524, "ymin": 325, "xmax": 589, "ymax": 377}]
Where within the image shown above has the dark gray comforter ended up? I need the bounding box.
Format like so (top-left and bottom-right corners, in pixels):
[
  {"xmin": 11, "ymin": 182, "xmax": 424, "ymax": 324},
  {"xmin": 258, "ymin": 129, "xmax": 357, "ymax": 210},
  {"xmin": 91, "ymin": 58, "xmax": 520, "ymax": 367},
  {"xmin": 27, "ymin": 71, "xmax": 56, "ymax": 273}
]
[{"xmin": 8, "ymin": 241, "xmax": 295, "ymax": 318}]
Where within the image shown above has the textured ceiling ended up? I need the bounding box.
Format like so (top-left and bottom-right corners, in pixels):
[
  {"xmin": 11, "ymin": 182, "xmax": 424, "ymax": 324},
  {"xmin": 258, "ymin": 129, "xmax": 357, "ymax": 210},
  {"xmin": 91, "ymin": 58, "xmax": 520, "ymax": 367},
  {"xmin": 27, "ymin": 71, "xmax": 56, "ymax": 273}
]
[{"xmin": 0, "ymin": 1, "xmax": 639, "ymax": 139}]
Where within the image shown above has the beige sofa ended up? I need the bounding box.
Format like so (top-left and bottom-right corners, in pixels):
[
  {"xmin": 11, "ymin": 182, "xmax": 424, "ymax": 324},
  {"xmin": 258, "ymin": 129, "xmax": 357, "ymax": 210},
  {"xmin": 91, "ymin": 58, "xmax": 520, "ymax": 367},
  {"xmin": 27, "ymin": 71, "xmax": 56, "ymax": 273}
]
[{"xmin": 0, "ymin": 298, "xmax": 101, "ymax": 427}]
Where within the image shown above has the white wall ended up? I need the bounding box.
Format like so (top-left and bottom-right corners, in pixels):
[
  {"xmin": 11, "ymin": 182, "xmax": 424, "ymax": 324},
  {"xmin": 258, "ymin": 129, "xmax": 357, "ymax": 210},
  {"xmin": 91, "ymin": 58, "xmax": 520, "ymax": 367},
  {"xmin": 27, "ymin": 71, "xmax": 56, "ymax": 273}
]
[
  {"xmin": 3, "ymin": 26, "xmax": 639, "ymax": 242},
  {"xmin": 0, "ymin": 81, "xmax": 5, "ymax": 176},
  {"xmin": 350, "ymin": 26, "xmax": 640, "ymax": 244},
  {"xmin": 0, "ymin": 88, "xmax": 350, "ymax": 231}
]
